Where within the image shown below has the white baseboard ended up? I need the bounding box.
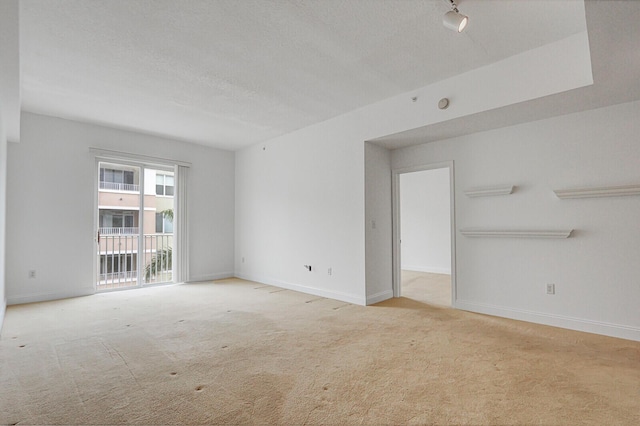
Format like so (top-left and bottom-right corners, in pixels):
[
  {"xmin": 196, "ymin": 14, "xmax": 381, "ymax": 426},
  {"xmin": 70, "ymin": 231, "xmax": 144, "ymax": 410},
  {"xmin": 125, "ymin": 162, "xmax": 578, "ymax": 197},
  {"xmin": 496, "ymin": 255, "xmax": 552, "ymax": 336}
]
[
  {"xmin": 366, "ymin": 290, "xmax": 393, "ymax": 305},
  {"xmin": 187, "ymin": 271, "xmax": 235, "ymax": 283},
  {"xmin": 235, "ymin": 272, "xmax": 366, "ymax": 305},
  {"xmin": 402, "ymin": 265, "xmax": 451, "ymax": 275},
  {"xmin": 456, "ymin": 299, "xmax": 640, "ymax": 342},
  {"xmin": 8, "ymin": 287, "xmax": 95, "ymax": 306}
]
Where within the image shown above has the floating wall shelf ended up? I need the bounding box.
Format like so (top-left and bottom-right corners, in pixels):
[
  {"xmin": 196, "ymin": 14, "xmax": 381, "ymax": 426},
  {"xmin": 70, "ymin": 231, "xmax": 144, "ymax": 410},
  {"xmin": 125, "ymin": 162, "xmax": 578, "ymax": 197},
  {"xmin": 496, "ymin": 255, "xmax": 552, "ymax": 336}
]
[
  {"xmin": 460, "ymin": 229, "xmax": 573, "ymax": 239},
  {"xmin": 554, "ymin": 184, "xmax": 640, "ymax": 199},
  {"xmin": 464, "ymin": 185, "xmax": 514, "ymax": 197}
]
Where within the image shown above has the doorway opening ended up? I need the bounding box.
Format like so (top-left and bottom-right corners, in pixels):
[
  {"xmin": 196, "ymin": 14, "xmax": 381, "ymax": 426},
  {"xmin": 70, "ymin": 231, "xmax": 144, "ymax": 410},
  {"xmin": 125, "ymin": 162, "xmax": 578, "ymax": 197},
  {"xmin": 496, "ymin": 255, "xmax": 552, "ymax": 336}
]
[
  {"xmin": 96, "ymin": 161, "xmax": 175, "ymax": 290},
  {"xmin": 393, "ymin": 163, "xmax": 455, "ymax": 307}
]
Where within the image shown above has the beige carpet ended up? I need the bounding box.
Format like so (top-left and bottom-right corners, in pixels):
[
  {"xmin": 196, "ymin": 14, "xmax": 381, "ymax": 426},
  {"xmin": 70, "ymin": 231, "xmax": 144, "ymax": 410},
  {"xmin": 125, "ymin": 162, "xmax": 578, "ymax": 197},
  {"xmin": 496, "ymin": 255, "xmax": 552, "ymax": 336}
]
[
  {"xmin": 401, "ymin": 270, "xmax": 451, "ymax": 306},
  {"xmin": 1, "ymin": 278, "xmax": 639, "ymax": 425}
]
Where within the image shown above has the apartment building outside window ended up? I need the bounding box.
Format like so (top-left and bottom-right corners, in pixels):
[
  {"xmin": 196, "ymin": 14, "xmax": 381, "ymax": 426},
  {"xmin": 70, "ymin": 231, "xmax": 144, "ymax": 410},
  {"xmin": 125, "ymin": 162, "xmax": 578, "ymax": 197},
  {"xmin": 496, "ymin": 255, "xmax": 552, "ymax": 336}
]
[
  {"xmin": 155, "ymin": 212, "xmax": 173, "ymax": 233},
  {"xmin": 97, "ymin": 162, "xmax": 174, "ymax": 289},
  {"xmin": 100, "ymin": 166, "xmax": 139, "ymax": 192},
  {"xmin": 156, "ymin": 173, "xmax": 174, "ymax": 196}
]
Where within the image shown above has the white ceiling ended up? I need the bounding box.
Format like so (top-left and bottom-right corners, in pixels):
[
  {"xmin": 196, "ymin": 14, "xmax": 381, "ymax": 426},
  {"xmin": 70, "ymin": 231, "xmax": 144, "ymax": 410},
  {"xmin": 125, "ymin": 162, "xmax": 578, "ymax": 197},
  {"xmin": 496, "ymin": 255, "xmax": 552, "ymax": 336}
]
[
  {"xmin": 20, "ymin": 0, "xmax": 593, "ymax": 151},
  {"xmin": 372, "ymin": 0, "xmax": 640, "ymax": 149}
]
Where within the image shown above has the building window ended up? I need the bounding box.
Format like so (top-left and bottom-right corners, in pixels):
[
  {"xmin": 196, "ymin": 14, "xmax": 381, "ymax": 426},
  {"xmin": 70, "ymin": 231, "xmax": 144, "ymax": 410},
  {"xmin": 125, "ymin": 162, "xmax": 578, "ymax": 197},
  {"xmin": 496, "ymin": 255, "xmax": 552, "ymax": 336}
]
[
  {"xmin": 156, "ymin": 212, "xmax": 174, "ymax": 234},
  {"xmin": 99, "ymin": 166, "xmax": 138, "ymax": 191},
  {"xmin": 99, "ymin": 210, "xmax": 138, "ymax": 234},
  {"xmin": 156, "ymin": 174, "xmax": 174, "ymax": 196},
  {"xmin": 99, "ymin": 253, "xmax": 137, "ymax": 281}
]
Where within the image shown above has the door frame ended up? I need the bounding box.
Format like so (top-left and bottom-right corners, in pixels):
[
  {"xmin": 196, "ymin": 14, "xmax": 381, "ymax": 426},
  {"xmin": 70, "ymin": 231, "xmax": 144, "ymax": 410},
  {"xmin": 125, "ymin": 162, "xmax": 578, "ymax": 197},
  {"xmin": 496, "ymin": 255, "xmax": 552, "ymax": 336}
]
[
  {"xmin": 93, "ymin": 155, "xmax": 178, "ymax": 291},
  {"xmin": 391, "ymin": 161, "xmax": 457, "ymax": 307}
]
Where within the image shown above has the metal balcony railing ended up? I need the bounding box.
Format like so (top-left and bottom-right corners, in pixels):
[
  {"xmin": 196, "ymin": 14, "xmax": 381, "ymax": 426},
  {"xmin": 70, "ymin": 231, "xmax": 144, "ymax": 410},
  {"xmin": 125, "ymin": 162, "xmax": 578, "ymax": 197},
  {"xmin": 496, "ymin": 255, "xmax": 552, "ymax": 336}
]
[
  {"xmin": 99, "ymin": 227, "xmax": 139, "ymax": 235},
  {"xmin": 143, "ymin": 234, "xmax": 173, "ymax": 284},
  {"xmin": 99, "ymin": 270, "xmax": 138, "ymax": 282},
  {"xmin": 98, "ymin": 233, "xmax": 173, "ymax": 289},
  {"xmin": 99, "ymin": 181, "xmax": 140, "ymax": 192}
]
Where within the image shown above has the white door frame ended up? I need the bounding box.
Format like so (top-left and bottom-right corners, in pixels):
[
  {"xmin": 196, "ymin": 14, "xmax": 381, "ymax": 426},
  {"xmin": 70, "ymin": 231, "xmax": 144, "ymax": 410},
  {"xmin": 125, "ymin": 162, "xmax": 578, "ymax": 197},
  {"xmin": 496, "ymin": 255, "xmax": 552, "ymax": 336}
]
[
  {"xmin": 93, "ymin": 155, "xmax": 180, "ymax": 291},
  {"xmin": 391, "ymin": 161, "xmax": 457, "ymax": 307}
]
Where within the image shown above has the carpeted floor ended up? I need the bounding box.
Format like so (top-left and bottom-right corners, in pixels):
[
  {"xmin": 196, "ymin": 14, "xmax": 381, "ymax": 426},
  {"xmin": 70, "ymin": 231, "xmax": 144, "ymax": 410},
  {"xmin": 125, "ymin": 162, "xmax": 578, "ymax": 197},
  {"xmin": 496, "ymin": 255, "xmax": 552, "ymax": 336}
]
[
  {"xmin": 1, "ymin": 278, "xmax": 639, "ymax": 425},
  {"xmin": 401, "ymin": 270, "xmax": 451, "ymax": 306}
]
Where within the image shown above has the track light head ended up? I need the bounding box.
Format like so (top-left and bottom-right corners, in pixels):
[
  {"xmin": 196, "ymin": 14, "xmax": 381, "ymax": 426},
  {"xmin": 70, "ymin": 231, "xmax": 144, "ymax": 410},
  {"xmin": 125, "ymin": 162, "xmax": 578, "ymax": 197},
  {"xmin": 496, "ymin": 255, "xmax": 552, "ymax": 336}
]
[{"xmin": 443, "ymin": 0, "xmax": 468, "ymax": 33}]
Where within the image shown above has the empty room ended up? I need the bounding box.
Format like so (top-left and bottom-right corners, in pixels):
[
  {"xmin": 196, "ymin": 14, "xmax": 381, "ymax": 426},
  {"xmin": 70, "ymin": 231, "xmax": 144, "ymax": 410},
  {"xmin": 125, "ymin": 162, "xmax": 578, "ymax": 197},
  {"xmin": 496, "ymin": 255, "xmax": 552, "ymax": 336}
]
[{"xmin": 1, "ymin": 0, "xmax": 640, "ymax": 424}]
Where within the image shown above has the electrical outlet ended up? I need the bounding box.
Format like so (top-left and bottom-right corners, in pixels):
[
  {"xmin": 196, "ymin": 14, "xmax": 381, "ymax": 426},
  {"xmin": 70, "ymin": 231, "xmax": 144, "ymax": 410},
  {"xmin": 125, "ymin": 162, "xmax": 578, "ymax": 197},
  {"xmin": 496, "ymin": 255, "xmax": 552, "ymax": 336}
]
[
  {"xmin": 546, "ymin": 283, "xmax": 555, "ymax": 295},
  {"xmin": 29, "ymin": 270, "xmax": 36, "ymax": 279},
  {"xmin": 242, "ymin": 257, "xmax": 245, "ymax": 263},
  {"xmin": 328, "ymin": 267, "xmax": 332, "ymax": 276}
]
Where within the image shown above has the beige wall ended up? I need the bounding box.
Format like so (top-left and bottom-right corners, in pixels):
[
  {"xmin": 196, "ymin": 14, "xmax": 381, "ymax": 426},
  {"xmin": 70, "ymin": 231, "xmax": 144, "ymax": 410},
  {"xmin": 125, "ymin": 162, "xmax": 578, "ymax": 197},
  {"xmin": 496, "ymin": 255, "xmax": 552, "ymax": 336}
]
[
  {"xmin": 98, "ymin": 192, "xmax": 161, "ymax": 235},
  {"xmin": 98, "ymin": 191, "xmax": 141, "ymax": 208}
]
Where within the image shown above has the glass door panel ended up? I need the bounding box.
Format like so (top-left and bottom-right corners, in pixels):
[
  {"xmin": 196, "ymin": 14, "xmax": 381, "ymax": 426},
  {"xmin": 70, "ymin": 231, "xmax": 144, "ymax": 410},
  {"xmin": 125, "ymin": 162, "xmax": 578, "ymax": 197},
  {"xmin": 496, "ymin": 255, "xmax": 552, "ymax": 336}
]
[
  {"xmin": 143, "ymin": 168, "xmax": 174, "ymax": 285},
  {"xmin": 97, "ymin": 161, "xmax": 141, "ymax": 290}
]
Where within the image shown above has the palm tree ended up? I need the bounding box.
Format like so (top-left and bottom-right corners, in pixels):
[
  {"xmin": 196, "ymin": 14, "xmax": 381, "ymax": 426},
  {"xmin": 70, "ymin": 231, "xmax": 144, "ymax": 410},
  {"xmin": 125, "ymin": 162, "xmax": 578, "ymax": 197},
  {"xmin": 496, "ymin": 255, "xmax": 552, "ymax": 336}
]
[
  {"xmin": 144, "ymin": 246, "xmax": 172, "ymax": 281},
  {"xmin": 161, "ymin": 208, "xmax": 173, "ymax": 222},
  {"xmin": 144, "ymin": 208, "xmax": 173, "ymax": 282}
]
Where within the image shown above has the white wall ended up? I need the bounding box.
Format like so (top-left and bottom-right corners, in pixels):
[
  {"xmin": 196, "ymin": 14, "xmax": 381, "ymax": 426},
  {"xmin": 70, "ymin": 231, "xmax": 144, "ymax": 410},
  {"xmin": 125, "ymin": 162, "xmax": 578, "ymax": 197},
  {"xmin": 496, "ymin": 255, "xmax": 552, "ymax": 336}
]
[
  {"xmin": 391, "ymin": 100, "xmax": 640, "ymax": 341},
  {"xmin": 234, "ymin": 120, "xmax": 366, "ymax": 304},
  {"xmin": 234, "ymin": 35, "xmax": 589, "ymax": 306},
  {"xmin": 400, "ymin": 168, "xmax": 451, "ymax": 274},
  {"xmin": 6, "ymin": 113, "xmax": 235, "ymax": 304},
  {"xmin": 0, "ymin": 0, "xmax": 20, "ymax": 333},
  {"xmin": 0, "ymin": 113, "xmax": 7, "ymax": 330},
  {"xmin": 364, "ymin": 142, "xmax": 392, "ymax": 304},
  {"xmin": 143, "ymin": 168, "xmax": 157, "ymax": 195},
  {"xmin": 0, "ymin": 0, "xmax": 20, "ymax": 144}
]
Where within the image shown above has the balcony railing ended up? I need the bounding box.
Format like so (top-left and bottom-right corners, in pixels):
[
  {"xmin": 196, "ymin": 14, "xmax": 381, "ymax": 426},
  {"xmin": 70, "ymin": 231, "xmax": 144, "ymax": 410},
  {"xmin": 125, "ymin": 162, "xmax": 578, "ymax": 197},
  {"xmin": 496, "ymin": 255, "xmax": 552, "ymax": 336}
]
[
  {"xmin": 98, "ymin": 233, "xmax": 173, "ymax": 289},
  {"xmin": 99, "ymin": 181, "xmax": 140, "ymax": 192},
  {"xmin": 99, "ymin": 270, "xmax": 138, "ymax": 282},
  {"xmin": 99, "ymin": 227, "xmax": 139, "ymax": 235},
  {"xmin": 143, "ymin": 234, "xmax": 173, "ymax": 284}
]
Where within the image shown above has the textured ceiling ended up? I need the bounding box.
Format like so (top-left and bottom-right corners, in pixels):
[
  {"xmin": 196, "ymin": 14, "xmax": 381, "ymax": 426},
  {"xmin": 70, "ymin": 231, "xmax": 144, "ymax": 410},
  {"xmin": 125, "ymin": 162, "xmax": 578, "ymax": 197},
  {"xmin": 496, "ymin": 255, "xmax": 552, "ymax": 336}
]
[
  {"xmin": 20, "ymin": 0, "xmax": 587, "ymax": 150},
  {"xmin": 371, "ymin": 0, "xmax": 640, "ymax": 149}
]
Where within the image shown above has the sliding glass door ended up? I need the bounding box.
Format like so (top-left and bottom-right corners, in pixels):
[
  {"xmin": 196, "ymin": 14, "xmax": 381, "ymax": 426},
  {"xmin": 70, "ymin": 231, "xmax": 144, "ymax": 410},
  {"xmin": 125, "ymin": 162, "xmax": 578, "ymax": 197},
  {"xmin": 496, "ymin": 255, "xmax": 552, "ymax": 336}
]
[{"xmin": 96, "ymin": 161, "xmax": 175, "ymax": 290}]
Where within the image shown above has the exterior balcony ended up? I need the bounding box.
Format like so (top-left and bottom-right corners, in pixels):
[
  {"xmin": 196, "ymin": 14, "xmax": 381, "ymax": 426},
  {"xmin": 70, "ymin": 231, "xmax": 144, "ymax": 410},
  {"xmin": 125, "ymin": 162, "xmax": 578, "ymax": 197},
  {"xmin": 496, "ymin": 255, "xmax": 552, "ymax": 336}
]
[
  {"xmin": 98, "ymin": 233, "xmax": 173, "ymax": 289},
  {"xmin": 99, "ymin": 227, "xmax": 139, "ymax": 235},
  {"xmin": 99, "ymin": 181, "xmax": 140, "ymax": 192}
]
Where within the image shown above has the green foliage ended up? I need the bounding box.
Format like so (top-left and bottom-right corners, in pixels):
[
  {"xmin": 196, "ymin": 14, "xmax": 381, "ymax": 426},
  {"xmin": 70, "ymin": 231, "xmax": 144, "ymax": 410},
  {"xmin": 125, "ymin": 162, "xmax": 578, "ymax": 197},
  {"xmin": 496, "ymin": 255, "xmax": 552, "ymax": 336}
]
[
  {"xmin": 144, "ymin": 247, "xmax": 172, "ymax": 281},
  {"xmin": 145, "ymin": 209, "xmax": 173, "ymax": 281},
  {"xmin": 162, "ymin": 208, "xmax": 174, "ymax": 222}
]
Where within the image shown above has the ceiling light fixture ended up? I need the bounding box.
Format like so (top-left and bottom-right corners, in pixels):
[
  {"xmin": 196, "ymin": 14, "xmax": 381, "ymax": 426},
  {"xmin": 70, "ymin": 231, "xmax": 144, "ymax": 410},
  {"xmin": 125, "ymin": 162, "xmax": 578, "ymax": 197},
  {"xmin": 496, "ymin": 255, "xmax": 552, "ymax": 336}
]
[{"xmin": 443, "ymin": 0, "xmax": 468, "ymax": 33}]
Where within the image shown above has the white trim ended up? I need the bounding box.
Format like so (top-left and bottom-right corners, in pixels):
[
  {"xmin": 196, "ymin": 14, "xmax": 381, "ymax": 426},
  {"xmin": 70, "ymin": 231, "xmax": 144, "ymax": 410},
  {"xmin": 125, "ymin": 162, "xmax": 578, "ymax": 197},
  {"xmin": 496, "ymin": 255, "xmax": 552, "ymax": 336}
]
[
  {"xmin": 8, "ymin": 287, "xmax": 95, "ymax": 305},
  {"xmin": 186, "ymin": 272, "xmax": 235, "ymax": 283},
  {"xmin": 235, "ymin": 273, "xmax": 366, "ymax": 305},
  {"xmin": 98, "ymin": 188, "xmax": 140, "ymax": 194},
  {"xmin": 465, "ymin": 185, "xmax": 514, "ymax": 197},
  {"xmin": 99, "ymin": 250, "xmax": 139, "ymax": 255},
  {"xmin": 554, "ymin": 184, "xmax": 640, "ymax": 199},
  {"xmin": 93, "ymin": 158, "xmax": 100, "ymax": 291},
  {"xmin": 137, "ymin": 163, "xmax": 146, "ymax": 285},
  {"xmin": 174, "ymin": 165, "xmax": 189, "ymax": 283},
  {"xmin": 98, "ymin": 207, "xmax": 159, "ymax": 213},
  {"xmin": 460, "ymin": 229, "xmax": 573, "ymax": 239},
  {"xmin": 98, "ymin": 205, "xmax": 140, "ymax": 210},
  {"xmin": 366, "ymin": 290, "xmax": 393, "ymax": 305},
  {"xmin": 392, "ymin": 161, "xmax": 457, "ymax": 307},
  {"xmin": 456, "ymin": 299, "xmax": 640, "ymax": 342},
  {"xmin": 90, "ymin": 147, "xmax": 191, "ymax": 168},
  {"xmin": 402, "ymin": 266, "xmax": 452, "ymax": 275}
]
